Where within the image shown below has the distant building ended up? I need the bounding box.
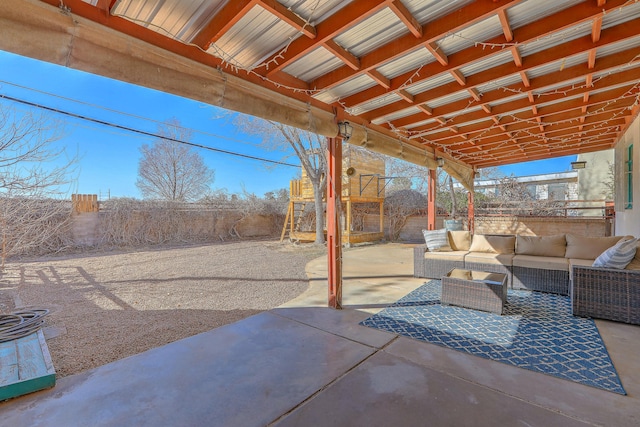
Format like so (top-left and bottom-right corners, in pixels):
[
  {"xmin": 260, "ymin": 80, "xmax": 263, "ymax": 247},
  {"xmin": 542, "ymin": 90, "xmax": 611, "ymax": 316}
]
[{"xmin": 472, "ymin": 171, "xmax": 578, "ymax": 202}]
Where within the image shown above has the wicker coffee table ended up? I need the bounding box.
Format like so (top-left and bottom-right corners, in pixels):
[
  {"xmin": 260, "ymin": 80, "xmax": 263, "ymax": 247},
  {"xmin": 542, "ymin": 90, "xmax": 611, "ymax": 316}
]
[{"xmin": 441, "ymin": 268, "xmax": 508, "ymax": 314}]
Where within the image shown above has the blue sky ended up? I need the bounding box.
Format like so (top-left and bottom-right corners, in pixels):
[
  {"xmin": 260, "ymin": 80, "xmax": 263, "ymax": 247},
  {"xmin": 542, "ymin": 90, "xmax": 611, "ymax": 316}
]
[{"xmin": 0, "ymin": 50, "xmax": 576, "ymax": 199}]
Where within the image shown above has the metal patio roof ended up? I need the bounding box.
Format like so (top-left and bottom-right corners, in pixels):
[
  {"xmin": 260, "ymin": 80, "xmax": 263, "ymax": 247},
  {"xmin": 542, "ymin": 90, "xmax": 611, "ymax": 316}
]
[{"xmin": 7, "ymin": 0, "xmax": 640, "ymax": 173}]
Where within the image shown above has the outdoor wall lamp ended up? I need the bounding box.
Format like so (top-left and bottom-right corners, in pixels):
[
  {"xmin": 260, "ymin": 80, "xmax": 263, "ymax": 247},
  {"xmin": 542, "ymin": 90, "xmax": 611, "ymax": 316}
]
[
  {"xmin": 571, "ymin": 161, "xmax": 587, "ymax": 169},
  {"xmin": 338, "ymin": 121, "xmax": 353, "ymax": 141},
  {"xmin": 436, "ymin": 157, "xmax": 445, "ymax": 168}
]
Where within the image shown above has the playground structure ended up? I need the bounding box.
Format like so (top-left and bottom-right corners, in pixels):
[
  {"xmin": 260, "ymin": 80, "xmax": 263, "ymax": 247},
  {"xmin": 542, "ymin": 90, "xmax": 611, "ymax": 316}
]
[{"xmin": 281, "ymin": 146, "xmax": 390, "ymax": 245}]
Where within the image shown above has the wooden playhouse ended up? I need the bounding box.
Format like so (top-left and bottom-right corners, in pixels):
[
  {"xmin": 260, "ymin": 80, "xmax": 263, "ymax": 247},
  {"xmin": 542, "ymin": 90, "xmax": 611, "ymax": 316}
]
[{"xmin": 281, "ymin": 146, "xmax": 389, "ymax": 245}]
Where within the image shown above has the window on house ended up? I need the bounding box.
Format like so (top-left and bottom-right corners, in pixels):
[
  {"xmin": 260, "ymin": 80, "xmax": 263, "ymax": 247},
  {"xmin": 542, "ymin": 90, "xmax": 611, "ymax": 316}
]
[
  {"xmin": 626, "ymin": 144, "xmax": 633, "ymax": 209},
  {"xmin": 548, "ymin": 183, "xmax": 566, "ymax": 200}
]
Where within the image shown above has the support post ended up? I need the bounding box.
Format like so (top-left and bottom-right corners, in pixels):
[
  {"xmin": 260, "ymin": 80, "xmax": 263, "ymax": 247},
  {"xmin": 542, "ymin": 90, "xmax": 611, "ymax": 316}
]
[
  {"xmin": 327, "ymin": 137, "xmax": 343, "ymax": 309},
  {"xmin": 427, "ymin": 168, "xmax": 437, "ymax": 230},
  {"xmin": 468, "ymin": 191, "xmax": 475, "ymax": 234}
]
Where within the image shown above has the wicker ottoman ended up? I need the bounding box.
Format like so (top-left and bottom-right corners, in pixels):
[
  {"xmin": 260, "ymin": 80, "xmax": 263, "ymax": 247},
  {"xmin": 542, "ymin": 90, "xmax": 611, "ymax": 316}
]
[{"xmin": 441, "ymin": 268, "xmax": 508, "ymax": 314}]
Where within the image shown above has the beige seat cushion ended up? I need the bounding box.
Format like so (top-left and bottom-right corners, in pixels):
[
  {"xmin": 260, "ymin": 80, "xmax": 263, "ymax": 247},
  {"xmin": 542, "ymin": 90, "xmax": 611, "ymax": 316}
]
[
  {"xmin": 448, "ymin": 230, "xmax": 471, "ymax": 251},
  {"xmin": 424, "ymin": 251, "xmax": 467, "ymax": 262},
  {"xmin": 564, "ymin": 235, "xmax": 627, "ymax": 259},
  {"xmin": 516, "ymin": 234, "xmax": 566, "ymax": 257},
  {"xmin": 469, "ymin": 234, "xmax": 516, "ymax": 254},
  {"xmin": 512, "ymin": 255, "xmax": 569, "ymax": 271},
  {"xmin": 464, "ymin": 252, "xmax": 514, "ymax": 265}
]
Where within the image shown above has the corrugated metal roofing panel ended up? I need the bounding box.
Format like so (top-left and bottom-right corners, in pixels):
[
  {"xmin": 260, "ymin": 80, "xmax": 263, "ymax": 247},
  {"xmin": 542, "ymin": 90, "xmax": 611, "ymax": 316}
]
[
  {"xmin": 112, "ymin": 0, "xmax": 226, "ymax": 42},
  {"xmin": 371, "ymin": 107, "xmax": 422, "ymax": 125},
  {"xmin": 518, "ymin": 21, "xmax": 592, "ymax": 58},
  {"xmin": 428, "ymin": 90, "xmax": 474, "ymax": 108},
  {"xmin": 312, "ymin": 74, "xmax": 377, "ymax": 104},
  {"xmin": 458, "ymin": 49, "xmax": 514, "ymax": 76},
  {"xmin": 476, "ymin": 73, "xmax": 523, "ymax": 93},
  {"xmin": 406, "ymin": 72, "xmax": 456, "ymax": 95},
  {"xmin": 376, "ymin": 47, "xmax": 435, "ymax": 80},
  {"xmin": 406, "ymin": 0, "xmax": 475, "ymax": 24},
  {"xmin": 283, "ymin": 46, "xmax": 343, "ymax": 82},
  {"xmin": 485, "ymin": 92, "xmax": 529, "ymax": 107},
  {"xmin": 349, "ymin": 93, "xmax": 402, "ymax": 116},
  {"xmin": 279, "ymin": 0, "xmax": 350, "ymax": 25},
  {"xmin": 441, "ymin": 105, "xmax": 483, "ymax": 120},
  {"xmin": 596, "ymin": 34, "xmax": 640, "ymax": 59},
  {"xmin": 505, "ymin": 0, "xmax": 578, "ymax": 30},
  {"xmin": 334, "ymin": 8, "xmax": 406, "ymax": 57},
  {"xmin": 437, "ymin": 14, "xmax": 504, "ymax": 56},
  {"xmin": 526, "ymin": 53, "xmax": 589, "ymax": 80},
  {"xmin": 209, "ymin": 5, "xmax": 299, "ymax": 69},
  {"xmin": 404, "ymin": 118, "xmax": 437, "ymax": 130},
  {"xmin": 602, "ymin": 1, "xmax": 640, "ymax": 29}
]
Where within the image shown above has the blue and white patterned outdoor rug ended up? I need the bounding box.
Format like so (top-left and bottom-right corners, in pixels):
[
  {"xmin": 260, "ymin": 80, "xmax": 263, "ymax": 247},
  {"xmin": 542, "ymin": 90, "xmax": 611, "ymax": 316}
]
[{"xmin": 360, "ymin": 280, "xmax": 626, "ymax": 395}]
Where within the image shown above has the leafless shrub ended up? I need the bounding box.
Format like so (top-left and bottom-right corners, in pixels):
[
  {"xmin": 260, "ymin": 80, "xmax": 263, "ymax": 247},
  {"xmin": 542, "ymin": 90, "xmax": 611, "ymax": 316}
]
[
  {"xmin": 385, "ymin": 189, "xmax": 427, "ymax": 241},
  {"xmin": 0, "ymin": 198, "xmax": 72, "ymax": 265}
]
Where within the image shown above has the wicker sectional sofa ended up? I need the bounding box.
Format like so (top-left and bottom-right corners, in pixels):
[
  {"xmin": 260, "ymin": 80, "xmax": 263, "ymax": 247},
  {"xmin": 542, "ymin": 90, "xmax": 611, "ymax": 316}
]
[{"xmin": 414, "ymin": 231, "xmax": 640, "ymax": 325}]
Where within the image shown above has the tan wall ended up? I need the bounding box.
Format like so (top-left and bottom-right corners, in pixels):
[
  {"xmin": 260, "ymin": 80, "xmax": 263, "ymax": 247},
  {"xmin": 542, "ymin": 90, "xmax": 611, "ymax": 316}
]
[
  {"xmin": 577, "ymin": 150, "xmax": 614, "ymax": 202},
  {"xmin": 369, "ymin": 214, "xmax": 611, "ymax": 242},
  {"xmin": 73, "ymin": 211, "xmax": 282, "ymax": 246}
]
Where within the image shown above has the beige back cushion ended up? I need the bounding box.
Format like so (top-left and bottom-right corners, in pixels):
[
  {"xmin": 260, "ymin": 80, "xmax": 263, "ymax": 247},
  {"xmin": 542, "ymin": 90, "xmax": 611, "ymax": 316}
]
[
  {"xmin": 516, "ymin": 234, "xmax": 566, "ymax": 257},
  {"xmin": 448, "ymin": 230, "xmax": 471, "ymax": 251},
  {"xmin": 469, "ymin": 234, "xmax": 515, "ymax": 254},
  {"xmin": 564, "ymin": 234, "xmax": 626, "ymax": 260},
  {"xmin": 627, "ymin": 242, "xmax": 640, "ymax": 270}
]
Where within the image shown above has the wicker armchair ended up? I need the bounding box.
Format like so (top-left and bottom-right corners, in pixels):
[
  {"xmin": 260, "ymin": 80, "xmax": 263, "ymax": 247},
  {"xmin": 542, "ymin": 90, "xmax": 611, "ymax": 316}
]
[
  {"xmin": 413, "ymin": 245, "xmax": 465, "ymax": 279},
  {"xmin": 571, "ymin": 266, "xmax": 640, "ymax": 325}
]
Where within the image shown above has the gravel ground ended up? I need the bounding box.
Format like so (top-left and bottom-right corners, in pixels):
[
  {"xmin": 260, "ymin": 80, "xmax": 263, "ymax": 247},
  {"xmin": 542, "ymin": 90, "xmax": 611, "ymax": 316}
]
[{"xmin": 0, "ymin": 240, "xmax": 328, "ymax": 378}]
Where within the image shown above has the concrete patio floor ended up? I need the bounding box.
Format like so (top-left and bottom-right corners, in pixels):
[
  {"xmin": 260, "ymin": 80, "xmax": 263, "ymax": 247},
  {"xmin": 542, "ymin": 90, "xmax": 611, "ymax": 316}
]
[{"xmin": 1, "ymin": 243, "xmax": 639, "ymax": 426}]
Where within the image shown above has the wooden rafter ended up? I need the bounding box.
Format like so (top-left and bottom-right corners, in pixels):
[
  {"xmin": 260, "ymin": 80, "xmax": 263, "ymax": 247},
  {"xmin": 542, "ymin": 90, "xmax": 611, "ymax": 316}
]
[
  {"xmin": 360, "ymin": 23, "xmax": 640, "ymax": 123},
  {"xmin": 310, "ymin": 0, "xmax": 522, "ymax": 90},
  {"xmin": 389, "ymin": 46, "xmax": 640, "ymax": 130},
  {"xmin": 339, "ymin": 0, "xmax": 627, "ymax": 108},
  {"xmin": 389, "ymin": 0, "xmax": 422, "ymax": 38},
  {"xmin": 191, "ymin": 0, "xmax": 255, "ymax": 49},
  {"xmin": 264, "ymin": 0, "xmax": 390, "ymax": 76}
]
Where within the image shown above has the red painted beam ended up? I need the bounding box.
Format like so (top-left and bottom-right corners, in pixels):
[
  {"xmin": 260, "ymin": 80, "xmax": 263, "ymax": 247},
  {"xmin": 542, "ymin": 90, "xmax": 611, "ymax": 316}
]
[{"xmin": 326, "ymin": 137, "xmax": 342, "ymax": 309}]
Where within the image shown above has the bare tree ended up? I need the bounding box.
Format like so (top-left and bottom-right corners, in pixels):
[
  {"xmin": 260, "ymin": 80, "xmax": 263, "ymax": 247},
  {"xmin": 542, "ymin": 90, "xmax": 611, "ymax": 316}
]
[
  {"xmin": 0, "ymin": 105, "xmax": 76, "ymax": 268},
  {"xmin": 136, "ymin": 119, "xmax": 214, "ymax": 201},
  {"xmin": 236, "ymin": 117, "xmax": 327, "ymax": 244}
]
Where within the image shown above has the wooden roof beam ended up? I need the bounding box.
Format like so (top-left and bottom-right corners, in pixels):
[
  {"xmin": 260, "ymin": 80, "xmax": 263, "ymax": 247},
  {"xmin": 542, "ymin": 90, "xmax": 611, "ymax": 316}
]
[
  {"xmin": 396, "ymin": 89, "xmax": 415, "ymax": 103},
  {"xmin": 409, "ymin": 96, "xmax": 622, "ymax": 143},
  {"xmin": 338, "ymin": 0, "xmax": 629, "ymax": 107},
  {"xmin": 511, "ymin": 46, "xmax": 523, "ymax": 67},
  {"xmin": 387, "ymin": 47, "xmax": 640, "ymax": 130},
  {"xmin": 258, "ymin": 0, "xmax": 317, "ymax": 39},
  {"xmin": 592, "ymin": 16, "xmax": 603, "ymax": 43},
  {"xmin": 96, "ymin": 0, "xmax": 117, "ymax": 14},
  {"xmin": 191, "ymin": 0, "xmax": 256, "ymax": 49},
  {"xmin": 498, "ymin": 9, "xmax": 514, "ymax": 42},
  {"xmin": 324, "ymin": 40, "xmax": 360, "ymax": 70},
  {"xmin": 310, "ymin": 0, "xmax": 523, "ymax": 90},
  {"xmin": 426, "ymin": 42, "xmax": 448, "ymax": 66},
  {"xmin": 417, "ymin": 105, "xmax": 433, "ymax": 115},
  {"xmin": 588, "ymin": 48, "xmax": 597, "ymax": 69},
  {"xmin": 367, "ymin": 70, "xmax": 391, "ymax": 89},
  {"xmin": 468, "ymin": 88, "xmax": 482, "ymax": 102},
  {"xmin": 451, "ymin": 69, "xmax": 466, "ymax": 86},
  {"xmin": 264, "ymin": 0, "xmax": 390, "ymax": 75},
  {"xmin": 361, "ymin": 22, "xmax": 640, "ymax": 122},
  {"xmin": 389, "ymin": 0, "xmax": 422, "ymax": 38}
]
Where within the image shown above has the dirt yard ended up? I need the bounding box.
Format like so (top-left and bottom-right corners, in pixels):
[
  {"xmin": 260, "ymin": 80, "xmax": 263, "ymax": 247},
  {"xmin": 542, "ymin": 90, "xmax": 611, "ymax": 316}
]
[{"xmin": 0, "ymin": 240, "xmax": 328, "ymax": 378}]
